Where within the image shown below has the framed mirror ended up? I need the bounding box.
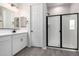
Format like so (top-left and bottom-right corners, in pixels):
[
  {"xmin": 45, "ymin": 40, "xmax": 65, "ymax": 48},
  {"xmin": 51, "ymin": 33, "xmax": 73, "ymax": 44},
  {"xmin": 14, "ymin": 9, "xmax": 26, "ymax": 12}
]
[{"xmin": 13, "ymin": 17, "xmax": 28, "ymax": 29}]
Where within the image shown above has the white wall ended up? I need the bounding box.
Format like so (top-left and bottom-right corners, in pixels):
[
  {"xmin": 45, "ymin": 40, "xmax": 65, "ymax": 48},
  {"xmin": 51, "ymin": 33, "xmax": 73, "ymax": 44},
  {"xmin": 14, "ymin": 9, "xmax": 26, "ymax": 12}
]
[
  {"xmin": 47, "ymin": 3, "xmax": 79, "ymax": 15},
  {"xmin": 43, "ymin": 3, "xmax": 48, "ymax": 48},
  {"xmin": 17, "ymin": 3, "xmax": 30, "ymax": 18},
  {"xmin": 70, "ymin": 3, "xmax": 79, "ymax": 13}
]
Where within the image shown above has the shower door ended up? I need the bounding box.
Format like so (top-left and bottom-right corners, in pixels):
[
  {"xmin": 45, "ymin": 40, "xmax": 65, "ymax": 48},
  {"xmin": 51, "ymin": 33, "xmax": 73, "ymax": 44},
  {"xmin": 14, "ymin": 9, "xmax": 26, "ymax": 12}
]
[
  {"xmin": 48, "ymin": 16, "xmax": 60, "ymax": 47},
  {"xmin": 62, "ymin": 14, "xmax": 77, "ymax": 49}
]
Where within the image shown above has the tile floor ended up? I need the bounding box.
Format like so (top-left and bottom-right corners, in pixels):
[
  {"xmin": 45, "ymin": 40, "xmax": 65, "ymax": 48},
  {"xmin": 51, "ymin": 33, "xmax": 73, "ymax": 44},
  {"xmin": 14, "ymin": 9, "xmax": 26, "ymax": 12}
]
[{"xmin": 15, "ymin": 47, "xmax": 79, "ymax": 56}]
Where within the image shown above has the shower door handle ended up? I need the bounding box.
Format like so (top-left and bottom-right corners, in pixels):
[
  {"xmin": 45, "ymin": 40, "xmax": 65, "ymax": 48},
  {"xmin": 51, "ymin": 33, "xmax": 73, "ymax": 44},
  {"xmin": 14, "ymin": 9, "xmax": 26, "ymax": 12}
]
[{"xmin": 59, "ymin": 30, "xmax": 61, "ymax": 32}]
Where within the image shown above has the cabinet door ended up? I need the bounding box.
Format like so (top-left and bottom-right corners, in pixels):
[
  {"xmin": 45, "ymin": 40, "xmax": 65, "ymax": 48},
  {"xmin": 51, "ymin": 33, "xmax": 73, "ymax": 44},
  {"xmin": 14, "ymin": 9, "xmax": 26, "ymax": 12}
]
[
  {"xmin": 13, "ymin": 34, "xmax": 22, "ymax": 55},
  {"xmin": 21, "ymin": 33, "xmax": 27, "ymax": 49},
  {"xmin": 0, "ymin": 36, "xmax": 11, "ymax": 56},
  {"xmin": 12, "ymin": 33, "xmax": 27, "ymax": 55}
]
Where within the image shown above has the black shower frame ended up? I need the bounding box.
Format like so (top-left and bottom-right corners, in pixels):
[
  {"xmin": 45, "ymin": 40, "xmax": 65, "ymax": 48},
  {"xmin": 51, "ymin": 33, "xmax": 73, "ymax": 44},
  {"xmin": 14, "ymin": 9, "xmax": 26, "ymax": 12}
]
[{"xmin": 46, "ymin": 13, "xmax": 79, "ymax": 50}]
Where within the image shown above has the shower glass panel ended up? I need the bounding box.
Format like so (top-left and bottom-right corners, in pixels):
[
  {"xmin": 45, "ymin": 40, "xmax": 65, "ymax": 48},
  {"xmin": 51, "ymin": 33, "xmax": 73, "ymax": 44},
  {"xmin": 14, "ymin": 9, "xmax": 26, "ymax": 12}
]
[
  {"xmin": 62, "ymin": 14, "xmax": 77, "ymax": 49},
  {"xmin": 48, "ymin": 16, "xmax": 60, "ymax": 47}
]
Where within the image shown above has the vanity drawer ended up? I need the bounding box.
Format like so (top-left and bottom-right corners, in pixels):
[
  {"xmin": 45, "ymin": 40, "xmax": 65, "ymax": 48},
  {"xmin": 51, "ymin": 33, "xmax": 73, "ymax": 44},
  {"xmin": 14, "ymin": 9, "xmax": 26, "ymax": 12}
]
[{"xmin": 0, "ymin": 36, "xmax": 11, "ymax": 42}]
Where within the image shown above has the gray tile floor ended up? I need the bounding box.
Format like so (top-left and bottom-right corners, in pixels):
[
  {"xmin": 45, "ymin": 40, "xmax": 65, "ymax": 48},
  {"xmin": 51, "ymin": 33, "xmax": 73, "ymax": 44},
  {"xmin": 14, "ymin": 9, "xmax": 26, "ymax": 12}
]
[{"xmin": 15, "ymin": 47, "xmax": 79, "ymax": 56}]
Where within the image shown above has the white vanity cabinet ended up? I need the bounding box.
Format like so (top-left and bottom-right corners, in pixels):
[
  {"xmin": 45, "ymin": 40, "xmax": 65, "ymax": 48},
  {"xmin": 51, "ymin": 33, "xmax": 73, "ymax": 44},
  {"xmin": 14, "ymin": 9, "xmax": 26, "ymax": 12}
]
[
  {"xmin": 12, "ymin": 33, "xmax": 27, "ymax": 55},
  {"xmin": 0, "ymin": 36, "xmax": 12, "ymax": 56},
  {"xmin": 0, "ymin": 32, "xmax": 28, "ymax": 56}
]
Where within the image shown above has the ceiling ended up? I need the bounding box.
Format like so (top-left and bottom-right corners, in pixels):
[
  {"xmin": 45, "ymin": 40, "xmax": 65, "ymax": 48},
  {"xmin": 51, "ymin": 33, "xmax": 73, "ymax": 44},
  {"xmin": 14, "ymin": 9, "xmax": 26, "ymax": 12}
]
[{"xmin": 47, "ymin": 3, "xmax": 72, "ymax": 8}]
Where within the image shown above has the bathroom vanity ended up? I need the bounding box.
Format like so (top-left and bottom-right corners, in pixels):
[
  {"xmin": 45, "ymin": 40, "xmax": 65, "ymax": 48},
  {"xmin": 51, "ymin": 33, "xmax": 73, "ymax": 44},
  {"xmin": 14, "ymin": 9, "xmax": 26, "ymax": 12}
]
[
  {"xmin": 0, "ymin": 30, "xmax": 28, "ymax": 56},
  {"xmin": 0, "ymin": 4, "xmax": 29, "ymax": 56}
]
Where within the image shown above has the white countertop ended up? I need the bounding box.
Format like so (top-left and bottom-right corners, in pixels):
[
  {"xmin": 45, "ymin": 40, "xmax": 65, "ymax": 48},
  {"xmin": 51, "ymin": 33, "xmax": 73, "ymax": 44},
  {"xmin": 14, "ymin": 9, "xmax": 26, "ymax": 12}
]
[{"xmin": 0, "ymin": 29, "xmax": 28, "ymax": 37}]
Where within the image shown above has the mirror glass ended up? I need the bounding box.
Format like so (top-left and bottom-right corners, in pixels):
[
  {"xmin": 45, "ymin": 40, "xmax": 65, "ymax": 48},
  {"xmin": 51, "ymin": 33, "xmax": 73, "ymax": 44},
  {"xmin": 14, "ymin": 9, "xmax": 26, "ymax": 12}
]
[
  {"xmin": 0, "ymin": 6, "xmax": 15, "ymax": 29},
  {"xmin": 0, "ymin": 6, "xmax": 28, "ymax": 29},
  {"xmin": 14, "ymin": 17, "xmax": 27, "ymax": 29}
]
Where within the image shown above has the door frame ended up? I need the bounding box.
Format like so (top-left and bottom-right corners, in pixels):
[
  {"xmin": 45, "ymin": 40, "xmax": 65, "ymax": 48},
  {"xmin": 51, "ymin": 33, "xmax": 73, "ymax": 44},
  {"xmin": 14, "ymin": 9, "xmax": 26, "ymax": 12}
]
[
  {"xmin": 46, "ymin": 13, "xmax": 79, "ymax": 50},
  {"xmin": 46, "ymin": 15, "xmax": 61, "ymax": 48}
]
